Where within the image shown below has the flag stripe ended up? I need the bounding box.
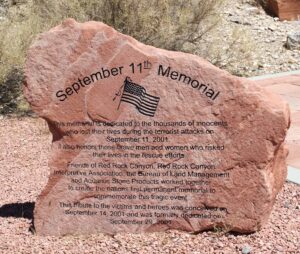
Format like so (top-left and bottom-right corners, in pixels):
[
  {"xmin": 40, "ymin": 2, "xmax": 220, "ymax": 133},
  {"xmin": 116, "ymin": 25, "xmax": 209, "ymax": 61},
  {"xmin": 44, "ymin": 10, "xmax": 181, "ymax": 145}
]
[
  {"xmin": 121, "ymin": 94, "xmax": 159, "ymax": 112},
  {"xmin": 121, "ymin": 97, "xmax": 157, "ymax": 114},
  {"xmin": 143, "ymin": 94, "xmax": 160, "ymax": 102},
  {"xmin": 137, "ymin": 110, "xmax": 155, "ymax": 117},
  {"xmin": 122, "ymin": 93, "xmax": 159, "ymax": 109},
  {"xmin": 122, "ymin": 93, "xmax": 159, "ymax": 106},
  {"xmin": 125, "ymin": 89, "xmax": 159, "ymax": 103},
  {"xmin": 124, "ymin": 85, "xmax": 159, "ymax": 102},
  {"xmin": 120, "ymin": 78, "xmax": 159, "ymax": 117},
  {"xmin": 120, "ymin": 99, "xmax": 156, "ymax": 117}
]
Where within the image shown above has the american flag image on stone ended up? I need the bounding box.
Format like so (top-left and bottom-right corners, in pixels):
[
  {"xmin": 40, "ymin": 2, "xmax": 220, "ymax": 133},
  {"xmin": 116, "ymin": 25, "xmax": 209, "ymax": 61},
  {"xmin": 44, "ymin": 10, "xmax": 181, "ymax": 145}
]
[{"xmin": 119, "ymin": 77, "xmax": 160, "ymax": 117}]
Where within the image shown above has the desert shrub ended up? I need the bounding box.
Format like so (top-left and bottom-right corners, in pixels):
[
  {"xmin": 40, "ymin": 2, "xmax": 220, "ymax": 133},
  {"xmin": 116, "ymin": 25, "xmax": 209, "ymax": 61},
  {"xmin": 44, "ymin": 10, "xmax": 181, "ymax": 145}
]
[
  {"xmin": 80, "ymin": 0, "xmax": 224, "ymax": 51},
  {"xmin": 0, "ymin": 0, "xmax": 224, "ymax": 114},
  {"xmin": 0, "ymin": 0, "xmax": 257, "ymax": 114},
  {"xmin": 0, "ymin": 68, "xmax": 28, "ymax": 114},
  {"xmin": 26, "ymin": 0, "xmax": 224, "ymax": 51},
  {"xmin": 196, "ymin": 26, "xmax": 258, "ymax": 77}
]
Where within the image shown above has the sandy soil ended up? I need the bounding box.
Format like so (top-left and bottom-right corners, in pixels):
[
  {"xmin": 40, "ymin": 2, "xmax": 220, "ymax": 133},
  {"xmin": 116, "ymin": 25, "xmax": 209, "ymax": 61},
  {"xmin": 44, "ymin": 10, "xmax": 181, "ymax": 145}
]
[{"xmin": 0, "ymin": 117, "xmax": 299, "ymax": 254}]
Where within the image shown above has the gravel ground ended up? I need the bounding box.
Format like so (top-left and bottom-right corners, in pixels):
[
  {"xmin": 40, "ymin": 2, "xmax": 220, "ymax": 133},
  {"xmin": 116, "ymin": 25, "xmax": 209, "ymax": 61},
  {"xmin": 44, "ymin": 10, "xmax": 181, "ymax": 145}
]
[{"xmin": 0, "ymin": 116, "xmax": 299, "ymax": 254}]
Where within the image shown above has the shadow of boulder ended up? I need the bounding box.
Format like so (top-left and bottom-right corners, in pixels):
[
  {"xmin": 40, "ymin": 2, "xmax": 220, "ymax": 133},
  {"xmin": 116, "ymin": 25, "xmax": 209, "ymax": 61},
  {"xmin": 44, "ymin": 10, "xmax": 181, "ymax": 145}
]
[{"xmin": 0, "ymin": 202, "xmax": 34, "ymax": 220}]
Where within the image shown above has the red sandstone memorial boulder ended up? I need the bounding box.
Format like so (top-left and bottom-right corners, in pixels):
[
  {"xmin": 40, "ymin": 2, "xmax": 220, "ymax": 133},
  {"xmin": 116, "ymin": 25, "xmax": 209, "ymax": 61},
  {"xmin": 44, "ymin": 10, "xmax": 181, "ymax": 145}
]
[
  {"xmin": 255, "ymin": 74, "xmax": 300, "ymax": 169},
  {"xmin": 24, "ymin": 19, "xmax": 290, "ymax": 236},
  {"xmin": 266, "ymin": 0, "xmax": 300, "ymax": 21}
]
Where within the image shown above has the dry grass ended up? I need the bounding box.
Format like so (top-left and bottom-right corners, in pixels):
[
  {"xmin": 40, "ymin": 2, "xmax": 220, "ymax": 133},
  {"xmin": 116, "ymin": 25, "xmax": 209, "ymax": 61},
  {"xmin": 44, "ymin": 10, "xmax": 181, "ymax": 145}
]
[
  {"xmin": 200, "ymin": 27, "xmax": 257, "ymax": 77},
  {"xmin": 83, "ymin": 0, "xmax": 224, "ymax": 51}
]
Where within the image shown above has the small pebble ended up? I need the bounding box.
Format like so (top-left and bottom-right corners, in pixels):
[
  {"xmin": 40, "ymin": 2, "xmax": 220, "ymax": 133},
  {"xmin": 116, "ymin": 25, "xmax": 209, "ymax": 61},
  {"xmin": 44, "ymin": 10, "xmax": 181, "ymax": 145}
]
[{"xmin": 242, "ymin": 245, "xmax": 251, "ymax": 254}]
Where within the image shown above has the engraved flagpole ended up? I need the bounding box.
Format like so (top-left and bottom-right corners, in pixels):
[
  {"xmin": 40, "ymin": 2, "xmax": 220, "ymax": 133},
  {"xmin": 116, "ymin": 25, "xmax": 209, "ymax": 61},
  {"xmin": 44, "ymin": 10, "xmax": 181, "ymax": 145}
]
[{"xmin": 113, "ymin": 77, "xmax": 130, "ymax": 110}]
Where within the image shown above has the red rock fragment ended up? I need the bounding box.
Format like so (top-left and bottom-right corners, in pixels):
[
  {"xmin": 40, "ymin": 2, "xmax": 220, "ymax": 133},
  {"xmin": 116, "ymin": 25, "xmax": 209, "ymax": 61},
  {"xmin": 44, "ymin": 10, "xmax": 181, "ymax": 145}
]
[{"xmin": 267, "ymin": 0, "xmax": 300, "ymax": 21}]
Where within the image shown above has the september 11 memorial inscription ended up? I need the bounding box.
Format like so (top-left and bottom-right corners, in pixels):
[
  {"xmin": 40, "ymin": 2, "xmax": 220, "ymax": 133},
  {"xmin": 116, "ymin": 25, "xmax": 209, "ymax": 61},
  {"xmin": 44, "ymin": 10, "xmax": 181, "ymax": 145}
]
[{"xmin": 24, "ymin": 19, "xmax": 290, "ymax": 236}]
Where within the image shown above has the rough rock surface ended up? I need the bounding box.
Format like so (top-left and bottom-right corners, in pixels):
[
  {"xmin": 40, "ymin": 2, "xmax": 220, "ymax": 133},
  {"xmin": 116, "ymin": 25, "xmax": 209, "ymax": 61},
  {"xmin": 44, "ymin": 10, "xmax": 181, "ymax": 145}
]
[
  {"xmin": 255, "ymin": 74, "xmax": 300, "ymax": 169},
  {"xmin": 24, "ymin": 19, "xmax": 290, "ymax": 236},
  {"xmin": 200, "ymin": 1, "xmax": 300, "ymax": 77},
  {"xmin": 286, "ymin": 31, "xmax": 300, "ymax": 50}
]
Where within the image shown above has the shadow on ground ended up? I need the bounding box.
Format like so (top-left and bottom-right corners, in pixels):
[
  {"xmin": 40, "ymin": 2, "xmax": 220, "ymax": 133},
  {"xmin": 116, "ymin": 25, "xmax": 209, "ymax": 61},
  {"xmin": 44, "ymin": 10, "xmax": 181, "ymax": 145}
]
[{"xmin": 0, "ymin": 202, "xmax": 34, "ymax": 220}]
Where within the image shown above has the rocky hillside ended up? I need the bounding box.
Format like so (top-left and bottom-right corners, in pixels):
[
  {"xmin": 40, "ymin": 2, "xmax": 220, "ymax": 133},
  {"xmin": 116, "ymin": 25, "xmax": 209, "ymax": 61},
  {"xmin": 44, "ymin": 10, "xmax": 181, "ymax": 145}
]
[{"xmin": 199, "ymin": 0, "xmax": 300, "ymax": 76}]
